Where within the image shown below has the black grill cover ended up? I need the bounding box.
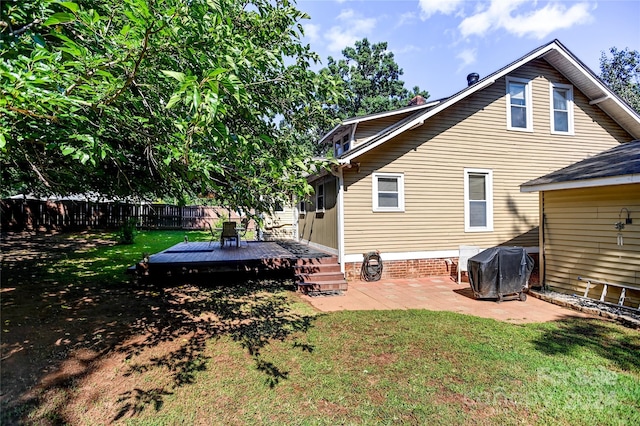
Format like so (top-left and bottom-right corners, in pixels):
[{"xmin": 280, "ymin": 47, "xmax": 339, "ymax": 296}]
[{"xmin": 468, "ymin": 246, "xmax": 534, "ymax": 299}]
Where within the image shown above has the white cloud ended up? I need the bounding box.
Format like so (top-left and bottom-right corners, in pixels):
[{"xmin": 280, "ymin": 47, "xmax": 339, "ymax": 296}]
[
  {"xmin": 396, "ymin": 11, "xmax": 418, "ymax": 28},
  {"xmin": 456, "ymin": 48, "xmax": 478, "ymax": 71},
  {"xmin": 393, "ymin": 44, "xmax": 422, "ymax": 55},
  {"xmin": 304, "ymin": 23, "xmax": 320, "ymax": 43},
  {"xmin": 459, "ymin": 0, "xmax": 594, "ymax": 40},
  {"xmin": 325, "ymin": 9, "xmax": 377, "ymax": 53},
  {"xmin": 504, "ymin": 2, "xmax": 594, "ymax": 38},
  {"xmin": 419, "ymin": 0, "xmax": 465, "ymax": 20},
  {"xmin": 337, "ymin": 9, "xmax": 355, "ymax": 20}
]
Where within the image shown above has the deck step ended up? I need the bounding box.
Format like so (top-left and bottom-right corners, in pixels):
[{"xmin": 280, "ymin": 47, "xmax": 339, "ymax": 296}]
[
  {"xmin": 295, "ymin": 255, "xmax": 346, "ymax": 293},
  {"xmin": 297, "ymin": 271, "xmax": 346, "ymax": 283},
  {"xmin": 297, "ymin": 280, "xmax": 348, "ymax": 293},
  {"xmin": 294, "ymin": 256, "xmax": 339, "ymax": 266},
  {"xmin": 295, "ymin": 263, "xmax": 342, "ymax": 274}
]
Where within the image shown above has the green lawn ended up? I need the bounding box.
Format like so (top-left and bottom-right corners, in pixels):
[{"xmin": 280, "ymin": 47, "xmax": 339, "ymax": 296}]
[{"xmin": 2, "ymin": 231, "xmax": 638, "ymax": 425}]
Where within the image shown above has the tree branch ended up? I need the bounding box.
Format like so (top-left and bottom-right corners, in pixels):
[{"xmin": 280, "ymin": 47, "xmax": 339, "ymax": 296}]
[
  {"xmin": 26, "ymin": 154, "xmax": 51, "ymax": 188},
  {"xmin": 8, "ymin": 106, "xmax": 57, "ymax": 122},
  {"xmin": 4, "ymin": 19, "xmax": 42, "ymax": 37},
  {"xmin": 102, "ymin": 24, "xmax": 154, "ymax": 106}
]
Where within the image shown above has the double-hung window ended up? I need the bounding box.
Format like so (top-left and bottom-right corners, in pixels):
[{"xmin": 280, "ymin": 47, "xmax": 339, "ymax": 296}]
[
  {"xmin": 464, "ymin": 168, "xmax": 493, "ymax": 232},
  {"xmin": 506, "ymin": 77, "xmax": 533, "ymax": 131},
  {"xmin": 372, "ymin": 172, "xmax": 404, "ymax": 212},
  {"xmin": 315, "ymin": 182, "xmax": 325, "ymax": 212},
  {"xmin": 550, "ymin": 83, "xmax": 574, "ymax": 134}
]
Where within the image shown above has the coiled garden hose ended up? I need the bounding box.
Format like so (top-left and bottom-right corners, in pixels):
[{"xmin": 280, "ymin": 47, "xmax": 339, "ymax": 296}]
[{"xmin": 361, "ymin": 251, "xmax": 383, "ymax": 282}]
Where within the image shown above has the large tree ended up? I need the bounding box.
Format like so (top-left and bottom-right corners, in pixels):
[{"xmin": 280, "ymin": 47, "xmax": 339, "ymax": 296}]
[
  {"xmin": 325, "ymin": 38, "xmax": 429, "ymax": 120},
  {"xmin": 0, "ymin": 0, "xmax": 343, "ymax": 212},
  {"xmin": 599, "ymin": 47, "xmax": 640, "ymax": 113}
]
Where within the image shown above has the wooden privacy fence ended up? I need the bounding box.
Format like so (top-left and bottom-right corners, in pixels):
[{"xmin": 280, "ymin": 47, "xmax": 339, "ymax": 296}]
[{"xmin": 0, "ymin": 199, "xmax": 227, "ymax": 232}]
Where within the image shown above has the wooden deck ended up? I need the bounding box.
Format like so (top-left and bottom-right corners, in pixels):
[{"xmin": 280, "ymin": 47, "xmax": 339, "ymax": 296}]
[{"xmin": 134, "ymin": 240, "xmax": 333, "ymax": 278}]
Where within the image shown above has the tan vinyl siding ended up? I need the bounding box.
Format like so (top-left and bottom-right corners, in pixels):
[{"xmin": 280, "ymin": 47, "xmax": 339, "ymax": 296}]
[
  {"xmin": 299, "ymin": 176, "xmax": 338, "ymax": 250},
  {"xmin": 342, "ymin": 59, "xmax": 633, "ymax": 256},
  {"xmin": 542, "ymin": 184, "xmax": 640, "ymax": 307}
]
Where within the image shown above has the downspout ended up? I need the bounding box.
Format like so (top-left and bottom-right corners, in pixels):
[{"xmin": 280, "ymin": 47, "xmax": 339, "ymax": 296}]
[
  {"xmin": 337, "ymin": 167, "xmax": 345, "ymax": 274},
  {"xmin": 293, "ymin": 202, "xmax": 299, "ymax": 241},
  {"xmin": 539, "ymin": 191, "xmax": 546, "ymax": 290}
]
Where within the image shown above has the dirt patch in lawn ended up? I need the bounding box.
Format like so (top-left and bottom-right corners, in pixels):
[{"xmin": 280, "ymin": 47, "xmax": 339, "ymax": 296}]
[{"xmin": 1, "ymin": 232, "xmax": 312, "ymax": 425}]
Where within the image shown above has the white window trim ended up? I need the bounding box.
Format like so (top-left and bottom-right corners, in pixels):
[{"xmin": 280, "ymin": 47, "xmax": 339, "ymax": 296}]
[
  {"xmin": 333, "ymin": 129, "xmax": 351, "ymax": 157},
  {"xmin": 464, "ymin": 168, "xmax": 494, "ymax": 232},
  {"xmin": 549, "ymin": 82, "xmax": 574, "ymax": 135},
  {"xmin": 506, "ymin": 76, "xmax": 533, "ymax": 132},
  {"xmin": 372, "ymin": 172, "xmax": 405, "ymax": 212},
  {"xmin": 315, "ymin": 182, "xmax": 325, "ymax": 213},
  {"xmin": 298, "ymin": 200, "xmax": 306, "ymax": 216}
]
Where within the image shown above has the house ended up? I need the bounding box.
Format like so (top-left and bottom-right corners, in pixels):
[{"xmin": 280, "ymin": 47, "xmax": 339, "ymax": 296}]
[
  {"xmin": 297, "ymin": 39, "xmax": 640, "ymax": 283},
  {"xmin": 261, "ymin": 203, "xmax": 297, "ymax": 240},
  {"xmin": 520, "ymin": 139, "xmax": 640, "ymax": 307}
]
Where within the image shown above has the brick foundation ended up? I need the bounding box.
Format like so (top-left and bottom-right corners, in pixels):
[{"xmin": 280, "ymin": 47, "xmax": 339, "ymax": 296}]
[{"xmin": 345, "ymin": 253, "xmax": 540, "ymax": 286}]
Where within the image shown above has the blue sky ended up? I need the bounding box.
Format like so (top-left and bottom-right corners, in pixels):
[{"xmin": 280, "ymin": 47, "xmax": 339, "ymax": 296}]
[{"xmin": 297, "ymin": 0, "xmax": 640, "ymax": 100}]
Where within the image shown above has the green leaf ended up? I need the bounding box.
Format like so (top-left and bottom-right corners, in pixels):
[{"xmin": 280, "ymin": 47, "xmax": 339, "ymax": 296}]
[
  {"xmin": 43, "ymin": 12, "xmax": 76, "ymax": 26},
  {"xmin": 193, "ymin": 87, "xmax": 201, "ymax": 110},
  {"xmin": 59, "ymin": 2, "xmax": 79, "ymax": 13},
  {"xmin": 207, "ymin": 68, "xmax": 227, "ymax": 79},
  {"xmin": 165, "ymin": 93, "xmax": 182, "ymax": 109},
  {"xmin": 161, "ymin": 70, "xmax": 185, "ymax": 82},
  {"xmin": 61, "ymin": 146, "xmax": 75, "ymax": 156},
  {"xmin": 0, "ymin": 133, "xmax": 6, "ymax": 149}
]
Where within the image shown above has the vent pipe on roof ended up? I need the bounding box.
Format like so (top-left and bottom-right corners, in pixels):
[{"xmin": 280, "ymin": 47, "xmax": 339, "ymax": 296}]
[{"xmin": 467, "ymin": 73, "xmax": 480, "ymax": 86}]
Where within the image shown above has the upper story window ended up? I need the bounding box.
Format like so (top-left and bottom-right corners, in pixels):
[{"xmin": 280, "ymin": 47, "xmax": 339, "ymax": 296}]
[
  {"xmin": 334, "ymin": 132, "xmax": 350, "ymax": 157},
  {"xmin": 464, "ymin": 168, "xmax": 493, "ymax": 232},
  {"xmin": 315, "ymin": 182, "xmax": 325, "ymax": 212},
  {"xmin": 506, "ymin": 77, "xmax": 533, "ymax": 132},
  {"xmin": 298, "ymin": 200, "xmax": 306, "ymax": 216},
  {"xmin": 372, "ymin": 172, "xmax": 405, "ymax": 212},
  {"xmin": 550, "ymin": 83, "xmax": 574, "ymax": 134}
]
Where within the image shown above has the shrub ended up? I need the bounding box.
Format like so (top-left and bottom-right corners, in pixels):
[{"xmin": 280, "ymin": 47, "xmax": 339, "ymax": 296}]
[{"xmin": 117, "ymin": 218, "xmax": 138, "ymax": 244}]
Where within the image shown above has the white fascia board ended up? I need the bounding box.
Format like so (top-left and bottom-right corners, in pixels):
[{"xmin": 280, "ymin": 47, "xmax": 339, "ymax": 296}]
[
  {"xmin": 340, "ymin": 77, "xmax": 495, "ymax": 163},
  {"xmin": 317, "ymin": 123, "xmax": 343, "ymax": 148},
  {"xmin": 338, "ymin": 50, "xmax": 574, "ymax": 164},
  {"xmin": 520, "ymin": 174, "xmax": 640, "ymax": 193},
  {"xmin": 339, "ymin": 41, "xmax": 640, "ymax": 164},
  {"xmin": 342, "ymin": 101, "xmax": 438, "ymax": 125},
  {"xmin": 545, "ymin": 46, "xmax": 640, "ymax": 127},
  {"xmin": 338, "ymin": 44, "xmax": 566, "ymax": 164}
]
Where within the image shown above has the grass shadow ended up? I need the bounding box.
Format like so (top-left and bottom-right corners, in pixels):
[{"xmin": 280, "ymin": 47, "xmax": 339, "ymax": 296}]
[
  {"xmin": 1, "ymin": 232, "xmax": 316, "ymax": 424},
  {"xmin": 532, "ymin": 317, "xmax": 640, "ymax": 372}
]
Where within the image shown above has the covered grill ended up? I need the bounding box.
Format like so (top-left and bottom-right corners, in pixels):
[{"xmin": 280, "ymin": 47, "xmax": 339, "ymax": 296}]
[{"xmin": 468, "ymin": 246, "xmax": 534, "ymax": 302}]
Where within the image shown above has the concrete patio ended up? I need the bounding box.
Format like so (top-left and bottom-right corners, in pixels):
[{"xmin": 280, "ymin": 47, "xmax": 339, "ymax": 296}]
[
  {"xmin": 140, "ymin": 240, "xmax": 597, "ymax": 325},
  {"xmin": 301, "ymin": 276, "xmax": 593, "ymax": 324}
]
